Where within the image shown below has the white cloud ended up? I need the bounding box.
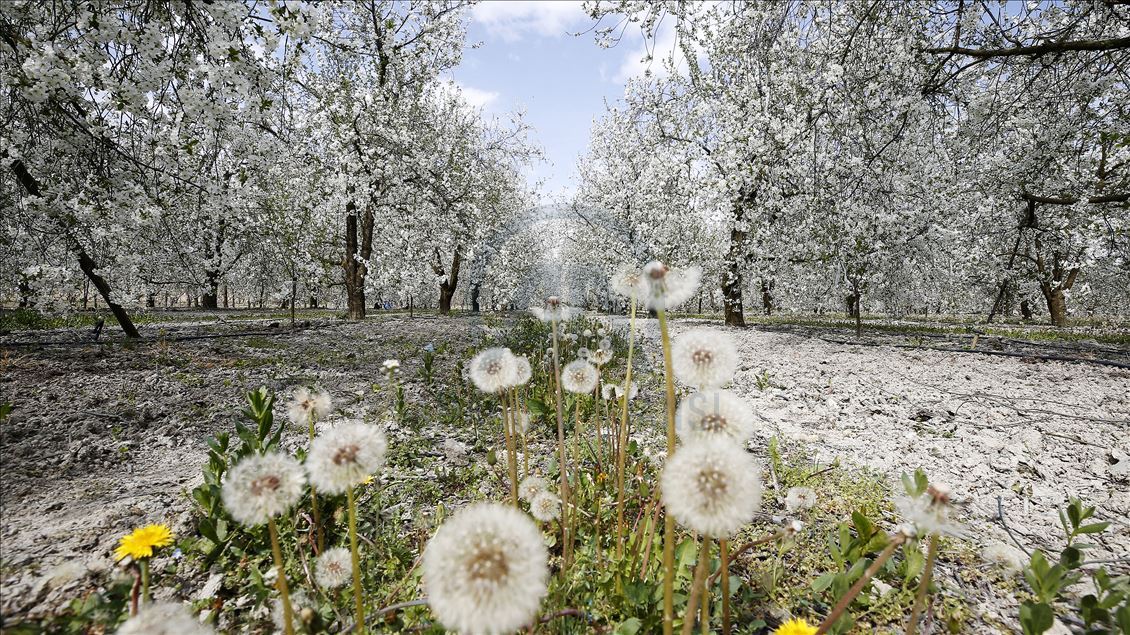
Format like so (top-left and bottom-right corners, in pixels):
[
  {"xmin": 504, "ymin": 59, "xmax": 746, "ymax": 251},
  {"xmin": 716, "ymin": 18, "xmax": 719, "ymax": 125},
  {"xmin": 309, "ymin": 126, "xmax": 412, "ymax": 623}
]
[
  {"xmin": 459, "ymin": 83, "xmax": 501, "ymax": 109},
  {"xmin": 434, "ymin": 80, "xmax": 500, "ymax": 111},
  {"xmin": 471, "ymin": 1, "xmax": 588, "ymax": 42}
]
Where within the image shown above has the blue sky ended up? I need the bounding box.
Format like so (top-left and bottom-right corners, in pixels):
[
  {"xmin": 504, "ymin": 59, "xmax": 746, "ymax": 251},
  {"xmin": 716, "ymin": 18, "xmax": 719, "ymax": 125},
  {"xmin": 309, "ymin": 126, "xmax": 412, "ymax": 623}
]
[{"xmin": 449, "ymin": 1, "xmax": 667, "ymax": 203}]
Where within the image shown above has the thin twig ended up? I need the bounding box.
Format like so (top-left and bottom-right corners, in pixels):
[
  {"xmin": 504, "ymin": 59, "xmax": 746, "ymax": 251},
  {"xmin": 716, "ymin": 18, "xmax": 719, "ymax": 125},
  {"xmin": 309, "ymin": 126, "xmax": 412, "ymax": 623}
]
[{"xmin": 996, "ymin": 496, "xmax": 1032, "ymax": 558}]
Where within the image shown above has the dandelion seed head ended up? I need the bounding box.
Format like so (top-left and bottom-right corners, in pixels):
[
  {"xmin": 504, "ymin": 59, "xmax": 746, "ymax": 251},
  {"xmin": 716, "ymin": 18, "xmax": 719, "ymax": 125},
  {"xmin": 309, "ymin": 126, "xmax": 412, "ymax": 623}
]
[
  {"xmin": 513, "ymin": 356, "xmax": 532, "ymax": 385},
  {"xmin": 519, "ymin": 476, "xmax": 547, "ymax": 502},
  {"xmin": 529, "ymin": 493, "xmax": 561, "ymax": 522},
  {"xmin": 641, "ymin": 261, "xmax": 701, "ymax": 311},
  {"xmin": 577, "ymin": 347, "xmax": 590, "ymax": 361},
  {"xmin": 599, "ymin": 337, "xmax": 612, "ymax": 350},
  {"xmin": 590, "ymin": 348, "xmax": 612, "ymax": 366},
  {"xmin": 222, "ymin": 452, "xmax": 306, "ymax": 526},
  {"xmin": 896, "ymin": 482, "xmax": 962, "ymax": 537},
  {"xmin": 583, "ymin": 329, "xmax": 593, "ymax": 338},
  {"xmin": 423, "ymin": 503, "xmax": 548, "ymax": 635},
  {"xmin": 561, "ymin": 359, "xmax": 599, "ymax": 394},
  {"xmin": 613, "ymin": 381, "xmax": 639, "ymax": 401},
  {"xmin": 672, "ymin": 329, "xmax": 738, "ymax": 389},
  {"xmin": 116, "ymin": 602, "xmax": 213, "ymax": 635},
  {"xmin": 286, "ymin": 386, "xmax": 332, "ymax": 425},
  {"xmin": 530, "ymin": 297, "xmax": 578, "ymax": 323},
  {"xmin": 307, "ymin": 422, "xmax": 387, "ymax": 495},
  {"xmin": 661, "ymin": 440, "xmax": 762, "ymax": 538},
  {"xmin": 784, "ymin": 487, "xmax": 817, "ymax": 513},
  {"xmin": 601, "ymin": 383, "xmax": 617, "ymax": 400},
  {"xmin": 315, "ymin": 546, "xmax": 353, "ymax": 589},
  {"xmin": 675, "ymin": 390, "xmax": 755, "ymax": 444},
  {"xmin": 611, "ymin": 263, "xmax": 648, "ymax": 301},
  {"xmin": 469, "ymin": 347, "xmax": 518, "ymax": 394},
  {"xmin": 382, "ymin": 359, "xmax": 400, "ymax": 373}
]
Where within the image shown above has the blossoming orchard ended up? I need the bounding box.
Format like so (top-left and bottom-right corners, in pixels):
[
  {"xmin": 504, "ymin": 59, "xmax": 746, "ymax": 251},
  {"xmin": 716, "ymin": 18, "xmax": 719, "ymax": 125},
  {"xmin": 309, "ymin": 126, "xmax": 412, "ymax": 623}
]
[{"xmin": 1, "ymin": 2, "xmax": 1128, "ymax": 634}]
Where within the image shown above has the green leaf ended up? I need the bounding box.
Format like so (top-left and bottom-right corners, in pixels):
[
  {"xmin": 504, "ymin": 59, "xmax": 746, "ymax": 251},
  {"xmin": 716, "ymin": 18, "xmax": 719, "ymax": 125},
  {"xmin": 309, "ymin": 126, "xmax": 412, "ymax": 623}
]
[
  {"xmin": 615, "ymin": 618, "xmax": 642, "ymax": 635},
  {"xmin": 1114, "ymin": 604, "xmax": 1130, "ymax": 634},
  {"xmin": 811, "ymin": 572, "xmax": 836, "ymax": 592},
  {"xmin": 1075, "ymin": 522, "xmax": 1110, "ymax": 535},
  {"xmin": 1019, "ymin": 602, "xmax": 1054, "ymax": 635}
]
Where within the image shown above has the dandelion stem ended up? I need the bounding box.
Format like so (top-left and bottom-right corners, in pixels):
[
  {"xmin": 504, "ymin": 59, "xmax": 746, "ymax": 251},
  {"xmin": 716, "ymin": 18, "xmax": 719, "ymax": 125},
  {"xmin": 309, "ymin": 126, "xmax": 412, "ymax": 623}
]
[
  {"xmin": 815, "ymin": 533, "xmax": 906, "ymax": 635},
  {"xmin": 522, "ymin": 430, "xmax": 529, "ymax": 480},
  {"xmin": 616, "ymin": 296, "xmax": 636, "ymax": 565},
  {"xmin": 658, "ymin": 307, "xmax": 677, "ymax": 635},
  {"xmin": 681, "ymin": 537, "xmax": 712, "ymax": 635},
  {"xmin": 308, "ymin": 413, "xmax": 324, "ymax": 554},
  {"xmin": 708, "ymin": 531, "xmax": 780, "ymax": 586},
  {"xmin": 906, "ymin": 534, "xmax": 939, "ymax": 635},
  {"xmin": 129, "ymin": 564, "xmax": 141, "ymax": 616},
  {"xmin": 268, "ymin": 517, "xmax": 296, "ymax": 635},
  {"xmin": 701, "ymin": 558, "xmax": 710, "ymax": 635},
  {"xmin": 551, "ymin": 319, "xmax": 572, "ymax": 567},
  {"xmin": 502, "ymin": 393, "xmax": 519, "ymax": 506},
  {"xmin": 139, "ymin": 559, "xmax": 150, "ymax": 605},
  {"xmin": 346, "ymin": 487, "xmax": 365, "ymax": 633},
  {"xmin": 720, "ymin": 539, "xmax": 731, "ymax": 635}
]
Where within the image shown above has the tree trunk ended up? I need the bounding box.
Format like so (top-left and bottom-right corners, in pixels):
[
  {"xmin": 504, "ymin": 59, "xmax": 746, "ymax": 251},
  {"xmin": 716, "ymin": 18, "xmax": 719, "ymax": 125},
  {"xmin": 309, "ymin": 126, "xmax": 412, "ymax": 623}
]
[
  {"xmin": 344, "ymin": 205, "xmax": 366, "ymax": 320},
  {"xmin": 201, "ymin": 286, "xmax": 218, "ymax": 309},
  {"xmin": 760, "ymin": 278, "xmax": 773, "ymax": 316},
  {"xmin": 435, "ymin": 248, "xmax": 462, "ymax": 316},
  {"xmin": 7, "ymin": 158, "xmax": 140, "ymax": 336},
  {"xmin": 18, "ymin": 279, "xmax": 33, "ymax": 307},
  {"xmin": 471, "ymin": 283, "xmax": 481, "ymax": 313},
  {"xmin": 722, "ymin": 194, "xmax": 751, "ymax": 327},
  {"xmin": 1042, "ymin": 285, "xmax": 1068, "ymax": 327},
  {"xmin": 1020, "ymin": 298, "xmax": 1032, "ymax": 320},
  {"xmin": 289, "ymin": 279, "xmax": 297, "ymax": 326}
]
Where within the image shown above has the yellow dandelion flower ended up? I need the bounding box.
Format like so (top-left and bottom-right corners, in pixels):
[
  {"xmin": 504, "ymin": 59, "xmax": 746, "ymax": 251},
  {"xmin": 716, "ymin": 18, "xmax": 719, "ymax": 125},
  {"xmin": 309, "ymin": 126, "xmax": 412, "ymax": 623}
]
[
  {"xmin": 773, "ymin": 617, "xmax": 817, "ymax": 635},
  {"xmin": 114, "ymin": 524, "xmax": 174, "ymax": 561}
]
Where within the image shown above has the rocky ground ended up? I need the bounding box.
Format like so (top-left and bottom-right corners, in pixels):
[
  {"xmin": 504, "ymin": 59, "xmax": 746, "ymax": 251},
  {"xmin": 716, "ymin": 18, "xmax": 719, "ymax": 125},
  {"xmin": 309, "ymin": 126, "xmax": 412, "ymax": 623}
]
[
  {"xmin": 627, "ymin": 317, "xmax": 1130, "ymax": 630},
  {"xmin": 2, "ymin": 312, "xmax": 1127, "ymax": 631},
  {"xmin": 0, "ymin": 313, "xmax": 494, "ymax": 624}
]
